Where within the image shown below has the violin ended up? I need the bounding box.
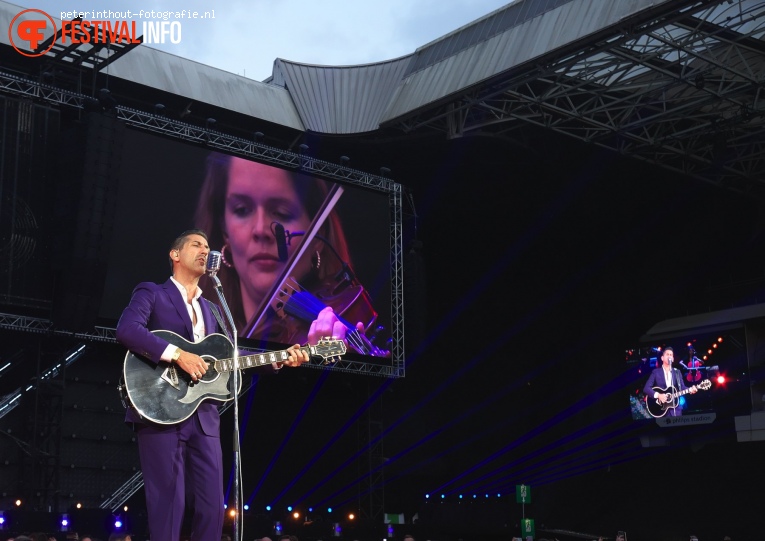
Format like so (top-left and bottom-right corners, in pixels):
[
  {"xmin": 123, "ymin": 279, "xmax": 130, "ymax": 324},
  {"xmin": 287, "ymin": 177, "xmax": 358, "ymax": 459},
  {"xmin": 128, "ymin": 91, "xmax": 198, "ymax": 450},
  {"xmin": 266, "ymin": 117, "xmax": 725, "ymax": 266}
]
[
  {"xmin": 686, "ymin": 347, "xmax": 703, "ymax": 382},
  {"xmin": 278, "ymin": 277, "xmax": 389, "ymax": 357},
  {"xmin": 243, "ymin": 277, "xmax": 389, "ymax": 357}
]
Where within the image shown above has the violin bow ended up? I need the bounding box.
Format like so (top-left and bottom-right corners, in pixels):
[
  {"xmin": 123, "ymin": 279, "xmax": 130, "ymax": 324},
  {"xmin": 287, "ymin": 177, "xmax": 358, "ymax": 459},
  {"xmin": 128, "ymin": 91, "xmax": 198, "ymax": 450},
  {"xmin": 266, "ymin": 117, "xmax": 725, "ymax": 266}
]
[{"xmin": 243, "ymin": 182, "xmax": 345, "ymax": 339}]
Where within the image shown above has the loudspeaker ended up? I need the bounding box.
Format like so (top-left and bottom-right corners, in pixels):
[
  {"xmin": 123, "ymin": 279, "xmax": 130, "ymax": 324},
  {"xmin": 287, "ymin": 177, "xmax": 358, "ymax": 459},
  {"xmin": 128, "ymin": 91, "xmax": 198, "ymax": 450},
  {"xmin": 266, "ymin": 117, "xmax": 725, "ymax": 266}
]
[
  {"xmin": 51, "ymin": 112, "xmax": 125, "ymax": 331},
  {"xmin": 0, "ymin": 97, "xmax": 60, "ymax": 310}
]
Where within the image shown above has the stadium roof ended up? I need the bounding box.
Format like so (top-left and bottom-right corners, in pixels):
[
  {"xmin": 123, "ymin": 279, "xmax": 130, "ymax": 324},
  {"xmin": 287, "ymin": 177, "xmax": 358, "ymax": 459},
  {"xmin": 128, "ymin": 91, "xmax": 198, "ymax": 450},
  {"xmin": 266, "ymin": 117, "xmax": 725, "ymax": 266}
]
[{"xmin": 3, "ymin": 0, "xmax": 764, "ymax": 194}]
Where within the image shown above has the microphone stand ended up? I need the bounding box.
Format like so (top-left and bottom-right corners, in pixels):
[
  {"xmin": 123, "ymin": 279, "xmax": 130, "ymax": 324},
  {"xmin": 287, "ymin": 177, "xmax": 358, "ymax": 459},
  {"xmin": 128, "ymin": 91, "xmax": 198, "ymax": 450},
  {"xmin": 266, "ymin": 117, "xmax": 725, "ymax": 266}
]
[{"xmin": 209, "ymin": 271, "xmax": 242, "ymax": 541}]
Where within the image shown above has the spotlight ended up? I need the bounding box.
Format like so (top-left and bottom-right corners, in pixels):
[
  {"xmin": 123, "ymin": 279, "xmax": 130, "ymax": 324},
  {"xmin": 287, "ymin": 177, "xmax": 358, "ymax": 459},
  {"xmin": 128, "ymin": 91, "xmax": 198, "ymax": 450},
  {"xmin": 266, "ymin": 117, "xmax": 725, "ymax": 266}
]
[
  {"xmin": 206, "ymin": 118, "xmax": 217, "ymax": 129},
  {"xmin": 340, "ymin": 155, "xmax": 350, "ymax": 164},
  {"xmin": 154, "ymin": 103, "xmax": 165, "ymax": 115},
  {"xmin": 299, "ymin": 143, "xmax": 309, "ymax": 153},
  {"xmin": 380, "ymin": 166, "xmax": 391, "ymax": 177},
  {"xmin": 333, "ymin": 522, "xmax": 342, "ymax": 537},
  {"xmin": 97, "ymin": 88, "xmax": 118, "ymax": 111},
  {"xmin": 60, "ymin": 514, "xmax": 69, "ymax": 532},
  {"xmin": 254, "ymin": 131, "xmax": 264, "ymax": 141}
]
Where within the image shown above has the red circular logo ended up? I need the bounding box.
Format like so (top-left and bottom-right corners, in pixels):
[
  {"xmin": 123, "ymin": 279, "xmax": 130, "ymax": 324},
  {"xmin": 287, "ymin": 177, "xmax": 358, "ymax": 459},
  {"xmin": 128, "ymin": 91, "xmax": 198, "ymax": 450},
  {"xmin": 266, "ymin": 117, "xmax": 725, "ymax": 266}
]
[{"xmin": 8, "ymin": 9, "xmax": 57, "ymax": 57}]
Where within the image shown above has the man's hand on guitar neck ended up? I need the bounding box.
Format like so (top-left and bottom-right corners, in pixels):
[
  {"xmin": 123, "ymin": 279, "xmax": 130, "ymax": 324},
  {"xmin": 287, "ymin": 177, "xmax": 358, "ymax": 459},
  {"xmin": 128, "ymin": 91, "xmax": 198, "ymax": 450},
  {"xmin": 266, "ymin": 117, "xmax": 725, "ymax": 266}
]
[
  {"xmin": 172, "ymin": 348, "xmax": 208, "ymax": 382},
  {"xmin": 275, "ymin": 344, "xmax": 310, "ymax": 369}
]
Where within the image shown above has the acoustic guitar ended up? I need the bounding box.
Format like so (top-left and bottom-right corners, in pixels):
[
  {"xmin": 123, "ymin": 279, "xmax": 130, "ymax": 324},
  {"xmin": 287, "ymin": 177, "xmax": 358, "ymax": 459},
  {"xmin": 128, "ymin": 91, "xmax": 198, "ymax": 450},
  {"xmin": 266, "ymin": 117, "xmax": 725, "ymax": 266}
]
[{"xmin": 121, "ymin": 330, "xmax": 345, "ymax": 424}]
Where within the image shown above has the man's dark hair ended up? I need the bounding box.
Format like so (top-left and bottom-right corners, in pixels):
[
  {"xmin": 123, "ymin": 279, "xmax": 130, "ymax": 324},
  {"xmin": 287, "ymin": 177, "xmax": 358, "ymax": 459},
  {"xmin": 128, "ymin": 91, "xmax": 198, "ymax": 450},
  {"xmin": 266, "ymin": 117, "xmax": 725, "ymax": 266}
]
[
  {"xmin": 168, "ymin": 229, "xmax": 208, "ymax": 271},
  {"xmin": 662, "ymin": 346, "xmax": 674, "ymax": 354}
]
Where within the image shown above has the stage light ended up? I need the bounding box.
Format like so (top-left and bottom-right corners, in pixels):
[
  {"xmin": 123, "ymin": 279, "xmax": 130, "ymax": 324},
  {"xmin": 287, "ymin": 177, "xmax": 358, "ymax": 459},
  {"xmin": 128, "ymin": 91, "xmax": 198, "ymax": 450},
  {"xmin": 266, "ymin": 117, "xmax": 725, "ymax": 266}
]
[
  {"xmin": 274, "ymin": 521, "xmax": 282, "ymax": 535},
  {"xmin": 0, "ymin": 513, "xmax": 5, "ymax": 529},
  {"xmin": 254, "ymin": 131, "xmax": 264, "ymax": 141},
  {"xmin": 293, "ymin": 511, "xmax": 299, "ymax": 520},
  {"xmin": 327, "ymin": 507, "xmax": 333, "ymax": 513},
  {"xmin": 14, "ymin": 499, "xmax": 21, "ymax": 507},
  {"xmin": 76, "ymin": 503, "xmax": 82, "ymax": 509},
  {"xmin": 206, "ymin": 118, "xmax": 217, "ymax": 129},
  {"xmin": 266, "ymin": 505, "xmax": 272, "ymax": 511},
  {"xmin": 380, "ymin": 167, "xmax": 391, "ymax": 177},
  {"xmin": 340, "ymin": 155, "xmax": 350, "ymax": 164},
  {"xmin": 717, "ymin": 375, "xmax": 726, "ymax": 384},
  {"xmin": 60, "ymin": 514, "xmax": 69, "ymax": 532},
  {"xmin": 114, "ymin": 518, "xmax": 123, "ymax": 529},
  {"xmin": 440, "ymin": 494, "xmax": 445, "ymax": 499},
  {"xmin": 123, "ymin": 505, "xmax": 128, "ymax": 512},
  {"xmin": 243, "ymin": 504, "xmax": 249, "ymax": 511},
  {"xmin": 97, "ymin": 88, "xmax": 118, "ymax": 110},
  {"xmin": 154, "ymin": 103, "xmax": 165, "ymax": 115},
  {"xmin": 333, "ymin": 522, "xmax": 342, "ymax": 537},
  {"xmin": 348, "ymin": 513, "xmax": 355, "ymax": 520},
  {"xmin": 425, "ymin": 494, "xmax": 430, "ymax": 499},
  {"xmin": 299, "ymin": 144, "xmax": 309, "ymax": 153}
]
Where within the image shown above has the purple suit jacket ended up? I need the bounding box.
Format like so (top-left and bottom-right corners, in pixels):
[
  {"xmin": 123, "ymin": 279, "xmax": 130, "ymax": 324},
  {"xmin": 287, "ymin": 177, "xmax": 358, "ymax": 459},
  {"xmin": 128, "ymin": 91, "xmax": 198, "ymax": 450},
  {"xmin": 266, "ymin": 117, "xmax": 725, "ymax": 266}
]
[{"xmin": 116, "ymin": 278, "xmax": 222, "ymax": 435}]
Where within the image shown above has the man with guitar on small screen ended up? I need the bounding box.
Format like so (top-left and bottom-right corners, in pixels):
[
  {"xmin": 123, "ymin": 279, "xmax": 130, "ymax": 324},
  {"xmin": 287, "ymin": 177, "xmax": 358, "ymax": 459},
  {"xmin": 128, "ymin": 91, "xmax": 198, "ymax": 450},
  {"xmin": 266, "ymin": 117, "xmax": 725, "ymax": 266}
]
[
  {"xmin": 115, "ymin": 229, "xmax": 346, "ymax": 541},
  {"xmin": 643, "ymin": 346, "xmax": 699, "ymax": 418}
]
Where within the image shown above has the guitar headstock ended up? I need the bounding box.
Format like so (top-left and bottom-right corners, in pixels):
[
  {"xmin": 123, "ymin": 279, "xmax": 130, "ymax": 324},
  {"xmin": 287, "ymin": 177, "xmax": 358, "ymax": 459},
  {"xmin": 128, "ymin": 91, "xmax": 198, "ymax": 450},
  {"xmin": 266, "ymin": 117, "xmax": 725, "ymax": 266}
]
[
  {"xmin": 698, "ymin": 379, "xmax": 712, "ymax": 390},
  {"xmin": 312, "ymin": 338, "xmax": 347, "ymax": 365}
]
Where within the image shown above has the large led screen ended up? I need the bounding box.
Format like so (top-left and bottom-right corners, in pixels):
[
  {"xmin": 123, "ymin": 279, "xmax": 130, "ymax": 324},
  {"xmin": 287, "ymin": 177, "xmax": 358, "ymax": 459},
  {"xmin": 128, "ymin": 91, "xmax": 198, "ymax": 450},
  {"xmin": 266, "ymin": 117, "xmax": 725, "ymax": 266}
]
[{"xmin": 99, "ymin": 128, "xmax": 393, "ymax": 359}]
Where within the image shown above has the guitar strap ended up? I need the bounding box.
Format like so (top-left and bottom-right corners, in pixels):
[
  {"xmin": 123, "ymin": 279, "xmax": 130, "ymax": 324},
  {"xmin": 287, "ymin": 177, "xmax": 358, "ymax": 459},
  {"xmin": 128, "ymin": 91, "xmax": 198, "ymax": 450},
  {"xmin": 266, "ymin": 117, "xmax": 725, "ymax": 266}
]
[{"xmin": 204, "ymin": 298, "xmax": 233, "ymax": 341}]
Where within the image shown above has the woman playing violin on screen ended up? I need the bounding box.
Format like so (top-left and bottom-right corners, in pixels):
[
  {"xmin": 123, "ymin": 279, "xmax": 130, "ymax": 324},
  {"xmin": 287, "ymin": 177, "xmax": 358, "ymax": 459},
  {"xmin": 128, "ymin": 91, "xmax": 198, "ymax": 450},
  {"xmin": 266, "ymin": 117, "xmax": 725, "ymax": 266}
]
[{"xmin": 194, "ymin": 152, "xmax": 385, "ymax": 354}]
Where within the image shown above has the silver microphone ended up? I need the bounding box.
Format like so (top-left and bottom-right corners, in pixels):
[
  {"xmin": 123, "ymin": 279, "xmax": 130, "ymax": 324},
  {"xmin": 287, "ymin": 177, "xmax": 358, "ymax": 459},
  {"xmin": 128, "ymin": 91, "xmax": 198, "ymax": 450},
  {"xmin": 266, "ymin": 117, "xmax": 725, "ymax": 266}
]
[{"xmin": 206, "ymin": 250, "xmax": 222, "ymax": 278}]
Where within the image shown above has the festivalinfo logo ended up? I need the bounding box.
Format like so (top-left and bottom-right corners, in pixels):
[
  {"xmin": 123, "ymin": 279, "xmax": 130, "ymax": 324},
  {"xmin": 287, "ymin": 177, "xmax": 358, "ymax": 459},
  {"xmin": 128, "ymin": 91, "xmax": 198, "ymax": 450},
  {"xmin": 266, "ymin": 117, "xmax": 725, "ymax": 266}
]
[{"xmin": 8, "ymin": 8, "xmax": 215, "ymax": 57}]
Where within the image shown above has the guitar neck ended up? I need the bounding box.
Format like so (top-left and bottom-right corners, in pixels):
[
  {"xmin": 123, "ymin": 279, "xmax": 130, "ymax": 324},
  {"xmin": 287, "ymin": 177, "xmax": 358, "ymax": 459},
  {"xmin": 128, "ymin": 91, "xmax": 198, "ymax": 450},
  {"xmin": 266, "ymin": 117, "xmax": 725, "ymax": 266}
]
[
  {"xmin": 215, "ymin": 346, "xmax": 313, "ymax": 373},
  {"xmin": 672, "ymin": 379, "xmax": 710, "ymax": 398},
  {"xmin": 673, "ymin": 387, "xmax": 694, "ymax": 399}
]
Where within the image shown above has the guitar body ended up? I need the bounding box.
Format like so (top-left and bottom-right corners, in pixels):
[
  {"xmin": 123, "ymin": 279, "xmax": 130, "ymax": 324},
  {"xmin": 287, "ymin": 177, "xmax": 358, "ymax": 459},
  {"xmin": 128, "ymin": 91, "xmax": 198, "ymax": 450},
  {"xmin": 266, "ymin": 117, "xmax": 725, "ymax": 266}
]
[
  {"xmin": 123, "ymin": 331, "xmax": 240, "ymax": 425},
  {"xmin": 645, "ymin": 386, "xmax": 678, "ymax": 417}
]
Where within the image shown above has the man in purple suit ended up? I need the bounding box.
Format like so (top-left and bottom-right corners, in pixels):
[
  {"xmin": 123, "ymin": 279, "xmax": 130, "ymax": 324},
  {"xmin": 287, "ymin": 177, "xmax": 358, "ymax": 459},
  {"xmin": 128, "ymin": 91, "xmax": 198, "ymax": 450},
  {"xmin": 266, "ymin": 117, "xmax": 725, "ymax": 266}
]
[
  {"xmin": 643, "ymin": 346, "xmax": 697, "ymax": 417},
  {"xmin": 116, "ymin": 229, "xmax": 315, "ymax": 541}
]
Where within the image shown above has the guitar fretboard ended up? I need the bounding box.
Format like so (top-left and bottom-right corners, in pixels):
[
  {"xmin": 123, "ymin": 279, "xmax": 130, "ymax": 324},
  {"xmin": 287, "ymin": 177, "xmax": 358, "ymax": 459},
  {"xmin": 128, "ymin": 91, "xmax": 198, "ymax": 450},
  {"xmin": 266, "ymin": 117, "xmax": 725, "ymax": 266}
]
[{"xmin": 215, "ymin": 346, "xmax": 313, "ymax": 372}]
